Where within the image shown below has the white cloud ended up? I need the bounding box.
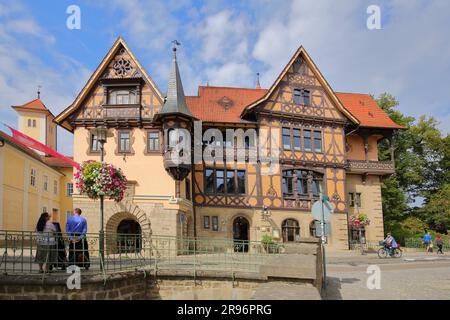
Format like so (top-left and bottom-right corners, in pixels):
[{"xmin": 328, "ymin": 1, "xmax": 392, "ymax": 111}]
[
  {"xmin": 251, "ymin": 0, "xmax": 450, "ymax": 133},
  {"xmin": 190, "ymin": 10, "xmax": 250, "ymax": 63},
  {"xmin": 205, "ymin": 62, "xmax": 253, "ymax": 87},
  {"xmin": 0, "ymin": 1, "xmax": 90, "ymax": 156}
]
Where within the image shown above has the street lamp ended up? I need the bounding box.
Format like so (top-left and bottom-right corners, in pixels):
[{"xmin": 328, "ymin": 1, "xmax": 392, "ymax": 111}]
[{"xmin": 90, "ymin": 126, "xmax": 108, "ymax": 268}]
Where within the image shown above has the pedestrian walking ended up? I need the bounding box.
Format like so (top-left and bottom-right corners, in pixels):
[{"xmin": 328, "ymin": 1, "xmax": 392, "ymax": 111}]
[
  {"xmin": 436, "ymin": 233, "xmax": 444, "ymax": 254},
  {"xmin": 423, "ymin": 232, "xmax": 433, "ymax": 253}
]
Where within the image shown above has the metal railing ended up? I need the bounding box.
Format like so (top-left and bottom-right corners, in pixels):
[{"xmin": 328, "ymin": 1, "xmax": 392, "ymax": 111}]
[
  {"xmin": 404, "ymin": 238, "xmax": 450, "ymax": 250},
  {"xmin": 348, "ymin": 240, "xmax": 381, "ymax": 252},
  {"xmin": 0, "ymin": 230, "xmax": 284, "ymax": 278}
]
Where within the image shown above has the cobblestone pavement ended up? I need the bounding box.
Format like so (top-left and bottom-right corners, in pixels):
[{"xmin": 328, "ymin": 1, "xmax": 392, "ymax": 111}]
[{"xmin": 323, "ymin": 251, "xmax": 450, "ymax": 300}]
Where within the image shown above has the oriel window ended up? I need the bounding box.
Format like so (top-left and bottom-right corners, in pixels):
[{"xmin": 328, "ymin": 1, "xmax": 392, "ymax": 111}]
[
  {"xmin": 168, "ymin": 129, "xmax": 177, "ymax": 150},
  {"xmin": 119, "ymin": 131, "xmax": 130, "ymax": 153}
]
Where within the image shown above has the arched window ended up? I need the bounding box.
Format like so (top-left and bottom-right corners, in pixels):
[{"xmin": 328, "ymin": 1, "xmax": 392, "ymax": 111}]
[{"xmin": 282, "ymin": 219, "xmax": 300, "ymax": 242}]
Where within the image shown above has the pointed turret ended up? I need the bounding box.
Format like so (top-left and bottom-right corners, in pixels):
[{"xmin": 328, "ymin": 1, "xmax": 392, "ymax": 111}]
[
  {"xmin": 157, "ymin": 42, "xmax": 194, "ymax": 197},
  {"xmin": 153, "ymin": 44, "xmax": 195, "ymax": 123}
]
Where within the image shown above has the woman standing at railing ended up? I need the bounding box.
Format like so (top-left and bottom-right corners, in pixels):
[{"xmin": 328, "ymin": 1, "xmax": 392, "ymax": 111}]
[{"xmin": 35, "ymin": 212, "xmax": 57, "ymax": 273}]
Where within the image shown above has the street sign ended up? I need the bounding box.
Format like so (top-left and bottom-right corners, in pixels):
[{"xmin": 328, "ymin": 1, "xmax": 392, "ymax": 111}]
[
  {"xmin": 314, "ymin": 221, "xmax": 331, "ymax": 236},
  {"xmin": 311, "ymin": 199, "xmax": 333, "ymax": 222}
]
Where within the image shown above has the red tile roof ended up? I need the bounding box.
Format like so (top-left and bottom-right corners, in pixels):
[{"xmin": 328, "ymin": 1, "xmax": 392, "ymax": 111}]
[
  {"xmin": 185, "ymin": 86, "xmax": 402, "ymax": 129},
  {"xmin": 186, "ymin": 86, "xmax": 267, "ymax": 123},
  {"xmin": 12, "ymin": 99, "xmax": 55, "ymax": 117},
  {"xmin": 336, "ymin": 93, "xmax": 403, "ymax": 129}
]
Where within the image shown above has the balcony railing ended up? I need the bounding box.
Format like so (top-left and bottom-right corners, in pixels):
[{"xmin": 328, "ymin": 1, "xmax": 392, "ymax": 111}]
[
  {"xmin": 347, "ymin": 160, "xmax": 395, "ymax": 174},
  {"xmin": 104, "ymin": 104, "xmax": 141, "ymax": 119}
]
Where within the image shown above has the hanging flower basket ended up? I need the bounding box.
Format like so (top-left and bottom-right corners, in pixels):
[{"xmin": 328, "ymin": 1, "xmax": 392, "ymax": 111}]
[
  {"xmin": 75, "ymin": 160, "xmax": 127, "ymax": 202},
  {"xmin": 350, "ymin": 213, "xmax": 370, "ymax": 229}
]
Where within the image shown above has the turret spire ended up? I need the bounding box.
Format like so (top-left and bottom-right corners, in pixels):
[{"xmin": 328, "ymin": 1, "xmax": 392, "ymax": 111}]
[{"xmin": 154, "ymin": 40, "xmax": 194, "ymax": 122}]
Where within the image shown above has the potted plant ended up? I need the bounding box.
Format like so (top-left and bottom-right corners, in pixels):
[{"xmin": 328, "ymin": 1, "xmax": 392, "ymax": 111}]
[
  {"xmin": 350, "ymin": 213, "xmax": 370, "ymax": 254},
  {"xmin": 75, "ymin": 160, "xmax": 127, "ymax": 202},
  {"xmin": 261, "ymin": 234, "xmax": 276, "ymax": 253}
]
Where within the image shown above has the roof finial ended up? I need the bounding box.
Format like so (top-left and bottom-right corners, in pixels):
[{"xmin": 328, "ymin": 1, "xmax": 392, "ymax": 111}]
[
  {"xmin": 255, "ymin": 72, "xmax": 261, "ymax": 89},
  {"xmin": 37, "ymin": 85, "xmax": 41, "ymax": 99}
]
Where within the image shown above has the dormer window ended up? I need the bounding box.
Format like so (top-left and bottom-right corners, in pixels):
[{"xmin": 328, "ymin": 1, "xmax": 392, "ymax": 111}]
[
  {"xmin": 293, "ymin": 89, "xmax": 310, "ymax": 106},
  {"xmin": 108, "ymin": 88, "xmax": 137, "ymax": 105}
]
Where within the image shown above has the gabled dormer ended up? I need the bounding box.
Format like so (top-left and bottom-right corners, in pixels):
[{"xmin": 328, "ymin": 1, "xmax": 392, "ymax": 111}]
[{"xmin": 54, "ymin": 36, "xmax": 164, "ymax": 131}]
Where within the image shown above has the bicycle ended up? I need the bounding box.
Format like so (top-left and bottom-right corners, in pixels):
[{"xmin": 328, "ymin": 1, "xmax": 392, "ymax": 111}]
[{"xmin": 377, "ymin": 241, "xmax": 402, "ymax": 258}]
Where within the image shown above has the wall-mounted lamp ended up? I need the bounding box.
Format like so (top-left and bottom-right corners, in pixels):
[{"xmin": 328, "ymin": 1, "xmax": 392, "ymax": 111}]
[{"xmin": 261, "ymin": 205, "xmax": 271, "ymax": 220}]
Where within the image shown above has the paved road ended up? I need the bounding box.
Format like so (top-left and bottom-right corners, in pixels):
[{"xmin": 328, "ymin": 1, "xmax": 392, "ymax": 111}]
[{"xmin": 323, "ymin": 252, "xmax": 450, "ymax": 300}]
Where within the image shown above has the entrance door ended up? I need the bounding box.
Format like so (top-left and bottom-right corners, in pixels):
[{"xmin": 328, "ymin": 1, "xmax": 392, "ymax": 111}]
[
  {"xmin": 117, "ymin": 219, "xmax": 142, "ymax": 253},
  {"xmin": 233, "ymin": 216, "xmax": 249, "ymax": 252}
]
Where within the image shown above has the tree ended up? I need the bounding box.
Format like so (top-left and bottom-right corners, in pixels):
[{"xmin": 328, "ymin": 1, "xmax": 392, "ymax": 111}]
[{"xmin": 376, "ymin": 93, "xmax": 450, "ymax": 234}]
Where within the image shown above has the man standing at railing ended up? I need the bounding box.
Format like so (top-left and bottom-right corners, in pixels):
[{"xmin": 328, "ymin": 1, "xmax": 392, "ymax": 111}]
[{"xmin": 66, "ymin": 208, "xmax": 90, "ymax": 270}]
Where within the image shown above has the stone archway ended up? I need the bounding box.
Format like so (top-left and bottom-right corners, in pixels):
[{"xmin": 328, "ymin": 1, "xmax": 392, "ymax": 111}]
[
  {"xmin": 104, "ymin": 202, "xmax": 152, "ymax": 235},
  {"xmin": 104, "ymin": 202, "xmax": 152, "ymax": 254}
]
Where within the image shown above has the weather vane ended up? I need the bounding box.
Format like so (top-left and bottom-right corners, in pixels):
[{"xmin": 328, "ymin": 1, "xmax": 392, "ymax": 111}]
[
  {"xmin": 171, "ymin": 40, "xmax": 181, "ymax": 52},
  {"xmin": 37, "ymin": 85, "xmax": 42, "ymax": 99}
]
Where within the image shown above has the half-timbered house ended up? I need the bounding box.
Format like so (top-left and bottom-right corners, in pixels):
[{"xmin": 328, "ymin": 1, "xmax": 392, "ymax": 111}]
[{"xmin": 54, "ymin": 37, "xmax": 402, "ymax": 250}]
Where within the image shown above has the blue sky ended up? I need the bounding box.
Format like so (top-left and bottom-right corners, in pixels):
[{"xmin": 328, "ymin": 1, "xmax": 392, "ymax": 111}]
[{"xmin": 0, "ymin": 0, "xmax": 449, "ymax": 156}]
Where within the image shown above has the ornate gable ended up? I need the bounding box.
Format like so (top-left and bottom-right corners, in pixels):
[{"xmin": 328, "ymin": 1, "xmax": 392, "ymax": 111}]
[
  {"xmin": 261, "ymin": 56, "xmax": 346, "ymax": 121},
  {"xmin": 241, "ymin": 46, "xmax": 359, "ymax": 125},
  {"xmin": 55, "ymin": 37, "xmax": 164, "ymax": 131}
]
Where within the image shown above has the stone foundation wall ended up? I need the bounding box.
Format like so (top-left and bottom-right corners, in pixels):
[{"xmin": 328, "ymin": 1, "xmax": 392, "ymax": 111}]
[{"xmin": 0, "ymin": 272, "xmax": 263, "ymax": 300}]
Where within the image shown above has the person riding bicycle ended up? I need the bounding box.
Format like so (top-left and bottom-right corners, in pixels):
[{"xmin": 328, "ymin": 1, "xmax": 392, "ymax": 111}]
[{"xmin": 384, "ymin": 233, "xmax": 398, "ymax": 256}]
